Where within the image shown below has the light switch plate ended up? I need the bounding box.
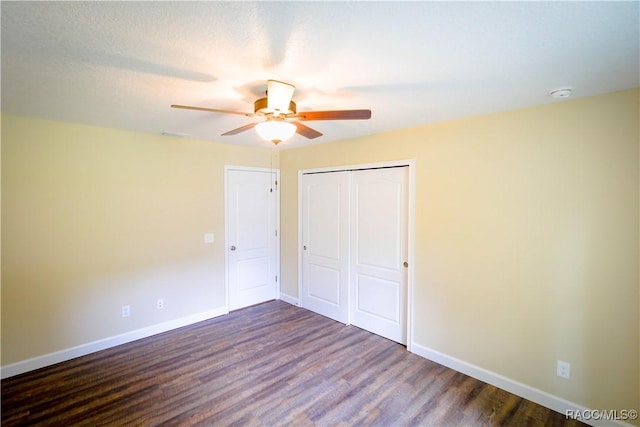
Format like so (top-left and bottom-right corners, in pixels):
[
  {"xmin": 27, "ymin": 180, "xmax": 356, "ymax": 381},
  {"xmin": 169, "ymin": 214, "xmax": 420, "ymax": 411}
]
[{"xmin": 204, "ymin": 233, "xmax": 214, "ymax": 243}]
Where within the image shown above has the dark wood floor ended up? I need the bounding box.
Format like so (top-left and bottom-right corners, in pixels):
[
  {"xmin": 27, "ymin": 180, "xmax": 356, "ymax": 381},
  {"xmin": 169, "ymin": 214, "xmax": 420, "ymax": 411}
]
[{"xmin": 2, "ymin": 300, "xmax": 585, "ymax": 426}]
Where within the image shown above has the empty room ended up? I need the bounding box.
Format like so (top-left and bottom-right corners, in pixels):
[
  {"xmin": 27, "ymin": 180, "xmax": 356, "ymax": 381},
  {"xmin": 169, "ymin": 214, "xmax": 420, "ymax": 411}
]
[{"xmin": 1, "ymin": 2, "xmax": 638, "ymax": 426}]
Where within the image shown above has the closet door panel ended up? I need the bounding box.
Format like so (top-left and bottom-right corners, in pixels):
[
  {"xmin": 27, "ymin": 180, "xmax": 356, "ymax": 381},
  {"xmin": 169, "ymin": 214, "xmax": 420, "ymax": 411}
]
[
  {"xmin": 350, "ymin": 167, "xmax": 408, "ymax": 344},
  {"xmin": 301, "ymin": 172, "xmax": 350, "ymax": 323}
]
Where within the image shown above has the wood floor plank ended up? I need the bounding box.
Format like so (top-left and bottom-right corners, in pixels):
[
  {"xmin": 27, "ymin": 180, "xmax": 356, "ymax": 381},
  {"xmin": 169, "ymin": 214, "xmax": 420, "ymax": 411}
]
[{"xmin": 1, "ymin": 300, "xmax": 586, "ymax": 426}]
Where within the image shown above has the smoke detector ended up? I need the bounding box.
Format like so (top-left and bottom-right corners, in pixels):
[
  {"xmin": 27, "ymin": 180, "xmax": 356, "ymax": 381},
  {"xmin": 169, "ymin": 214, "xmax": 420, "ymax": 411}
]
[{"xmin": 549, "ymin": 87, "xmax": 573, "ymax": 99}]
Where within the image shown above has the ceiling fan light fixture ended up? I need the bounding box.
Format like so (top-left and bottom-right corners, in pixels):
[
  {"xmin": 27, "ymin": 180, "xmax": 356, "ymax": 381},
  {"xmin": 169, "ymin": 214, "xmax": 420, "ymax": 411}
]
[{"xmin": 255, "ymin": 120, "xmax": 296, "ymax": 144}]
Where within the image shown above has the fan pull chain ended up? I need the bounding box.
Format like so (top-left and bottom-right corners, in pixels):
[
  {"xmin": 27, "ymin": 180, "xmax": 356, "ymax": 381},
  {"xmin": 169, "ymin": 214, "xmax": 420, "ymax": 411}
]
[
  {"xmin": 274, "ymin": 148, "xmax": 279, "ymax": 190},
  {"xmin": 269, "ymin": 147, "xmax": 279, "ymax": 192},
  {"xmin": 269, "ymin": 148, "xmax": 278, "ymax": 193},
  {"xmin": 270, "ymin": 150, "xmax": 274, "ymax": 192}
]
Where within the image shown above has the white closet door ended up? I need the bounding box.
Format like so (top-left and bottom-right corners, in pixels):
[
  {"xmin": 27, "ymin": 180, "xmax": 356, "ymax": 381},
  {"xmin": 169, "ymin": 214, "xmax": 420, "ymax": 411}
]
[
  {"xmin": 350, "ymin": 167, "xmax": 408, "ymax": 344},
  {"xmin": 301, "ymin": 171, "xmax": 350, "ymax": 323}
]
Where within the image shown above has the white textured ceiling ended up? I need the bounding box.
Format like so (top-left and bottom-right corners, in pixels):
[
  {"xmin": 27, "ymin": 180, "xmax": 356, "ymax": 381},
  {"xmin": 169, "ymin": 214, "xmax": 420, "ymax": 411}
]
[{"xmin": 2, "ymin": 1, "xmax": 639, "ymax": 148}]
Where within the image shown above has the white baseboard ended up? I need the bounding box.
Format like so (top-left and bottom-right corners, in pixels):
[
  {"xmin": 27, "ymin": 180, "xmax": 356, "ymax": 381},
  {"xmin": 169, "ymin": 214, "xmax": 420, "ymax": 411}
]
[
  {"xmin": 1, "ymin": 306, "xmax": 228, "ymax": 379},
  {"xmin": 278, "ymin": 293, "xmax": 298, "ymax": 306},
  {"xmin": 410, "ymin": 342, "xmax": 633, "ymax": 427}
]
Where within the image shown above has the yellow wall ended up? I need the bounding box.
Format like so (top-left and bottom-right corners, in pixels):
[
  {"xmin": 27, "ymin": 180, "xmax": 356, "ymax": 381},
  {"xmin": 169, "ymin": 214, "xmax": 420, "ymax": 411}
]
[
  {"xmin": 2, "ymin": 89, "xmax": 638, "ymax": 418},
  {"xmin": 1, "ymin": 115, "xmax": 271, "ymax": 364},
  {"xmin": 280, "ymin": 89, "xmax": 639, "ymax": 416}
]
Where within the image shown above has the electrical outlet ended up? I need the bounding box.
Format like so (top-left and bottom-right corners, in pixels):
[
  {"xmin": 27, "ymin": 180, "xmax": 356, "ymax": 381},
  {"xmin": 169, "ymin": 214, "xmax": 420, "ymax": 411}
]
[
  {"xmin": 204, "ymin": 233, "xmax": 214, "ymax": 244},
  {"xmin": 122, "ymin": 305, "xmax": 131, "ymax": 318},
  {"xmin": 157, "ymin": 299, "xmax": 164, "ymax": 310},
  {"xmin": 557, "ymin": 360, "xmax": 570, "ymax": 379}
]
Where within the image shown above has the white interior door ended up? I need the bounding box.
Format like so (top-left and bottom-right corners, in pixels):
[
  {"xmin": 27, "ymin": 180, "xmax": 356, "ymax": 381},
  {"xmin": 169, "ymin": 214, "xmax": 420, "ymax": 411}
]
[
  {"xmin": 226, "ymin": 167, "xmax": 278, "ymax": 311},
  {"xmin": 300, "ymin": 171, "xmax": 350, "ymax": 323},
  {"xmin": 350, "ymin": 167, "xmax": 408, "ymax": 344}
]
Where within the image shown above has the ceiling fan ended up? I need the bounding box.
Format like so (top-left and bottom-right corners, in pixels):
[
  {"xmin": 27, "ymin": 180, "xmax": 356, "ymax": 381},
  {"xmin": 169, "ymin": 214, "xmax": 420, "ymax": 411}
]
[{"xmin": 171, "ymin": 80, "xmax": 371, "ymax": 145}]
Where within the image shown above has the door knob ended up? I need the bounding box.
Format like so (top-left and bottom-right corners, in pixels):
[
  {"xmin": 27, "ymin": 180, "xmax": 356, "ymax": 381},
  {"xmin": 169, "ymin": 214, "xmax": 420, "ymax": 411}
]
[
  {"xmin": 403, "ymin": 261, "xmax": 408, "ymax": 268},
  {"xmin": 230, "ymin": 245, "xmax": 236, "ymax": 251}
]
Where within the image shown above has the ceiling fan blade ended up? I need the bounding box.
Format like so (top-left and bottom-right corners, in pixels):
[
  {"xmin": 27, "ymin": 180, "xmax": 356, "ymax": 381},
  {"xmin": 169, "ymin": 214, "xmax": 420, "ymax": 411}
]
[
  {"xmin": 221, "ymin": 122, "xmax": 257, "ymax": 136},
  {"xmin": 294, "ymin": 121, "xmax": 323, "ymax": 139},
  {"xmin": 171, "ymin": 104, "xmax": 253, "ymax": 117},
  {"xmin": 294, "ymin": 109, "xmax": 372, "ymax": 121}
]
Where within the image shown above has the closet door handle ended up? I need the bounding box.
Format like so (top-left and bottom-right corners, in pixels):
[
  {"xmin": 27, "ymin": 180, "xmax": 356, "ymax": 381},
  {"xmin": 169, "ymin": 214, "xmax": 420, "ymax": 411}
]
[{"xmin": 230, "ymin": 245, "xmax": 237, "ymax": 251}]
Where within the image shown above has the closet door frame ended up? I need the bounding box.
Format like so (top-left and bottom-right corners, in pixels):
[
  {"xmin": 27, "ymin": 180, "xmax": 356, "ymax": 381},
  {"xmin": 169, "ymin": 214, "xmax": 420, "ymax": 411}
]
[{"xmin": 297, "ymin": 159, "xmax": 415, "ymax": 352}]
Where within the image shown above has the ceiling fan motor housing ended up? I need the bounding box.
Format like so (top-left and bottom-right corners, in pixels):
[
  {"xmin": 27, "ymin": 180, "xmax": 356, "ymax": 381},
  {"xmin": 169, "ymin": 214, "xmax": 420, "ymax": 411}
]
[{"xmin": 254, "ymin": 97, "xmax": 297, "ymax": 116}]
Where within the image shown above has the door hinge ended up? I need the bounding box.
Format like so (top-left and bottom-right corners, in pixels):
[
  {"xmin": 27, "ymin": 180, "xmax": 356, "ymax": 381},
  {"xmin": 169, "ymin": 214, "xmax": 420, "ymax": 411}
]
[
  {"xmin": 275, "ymin": 275, "xmax": 278, "ymax": 282},
  {"xmin": 275, "ymin": 229, "xmax": 278, "ymax": 237}
]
